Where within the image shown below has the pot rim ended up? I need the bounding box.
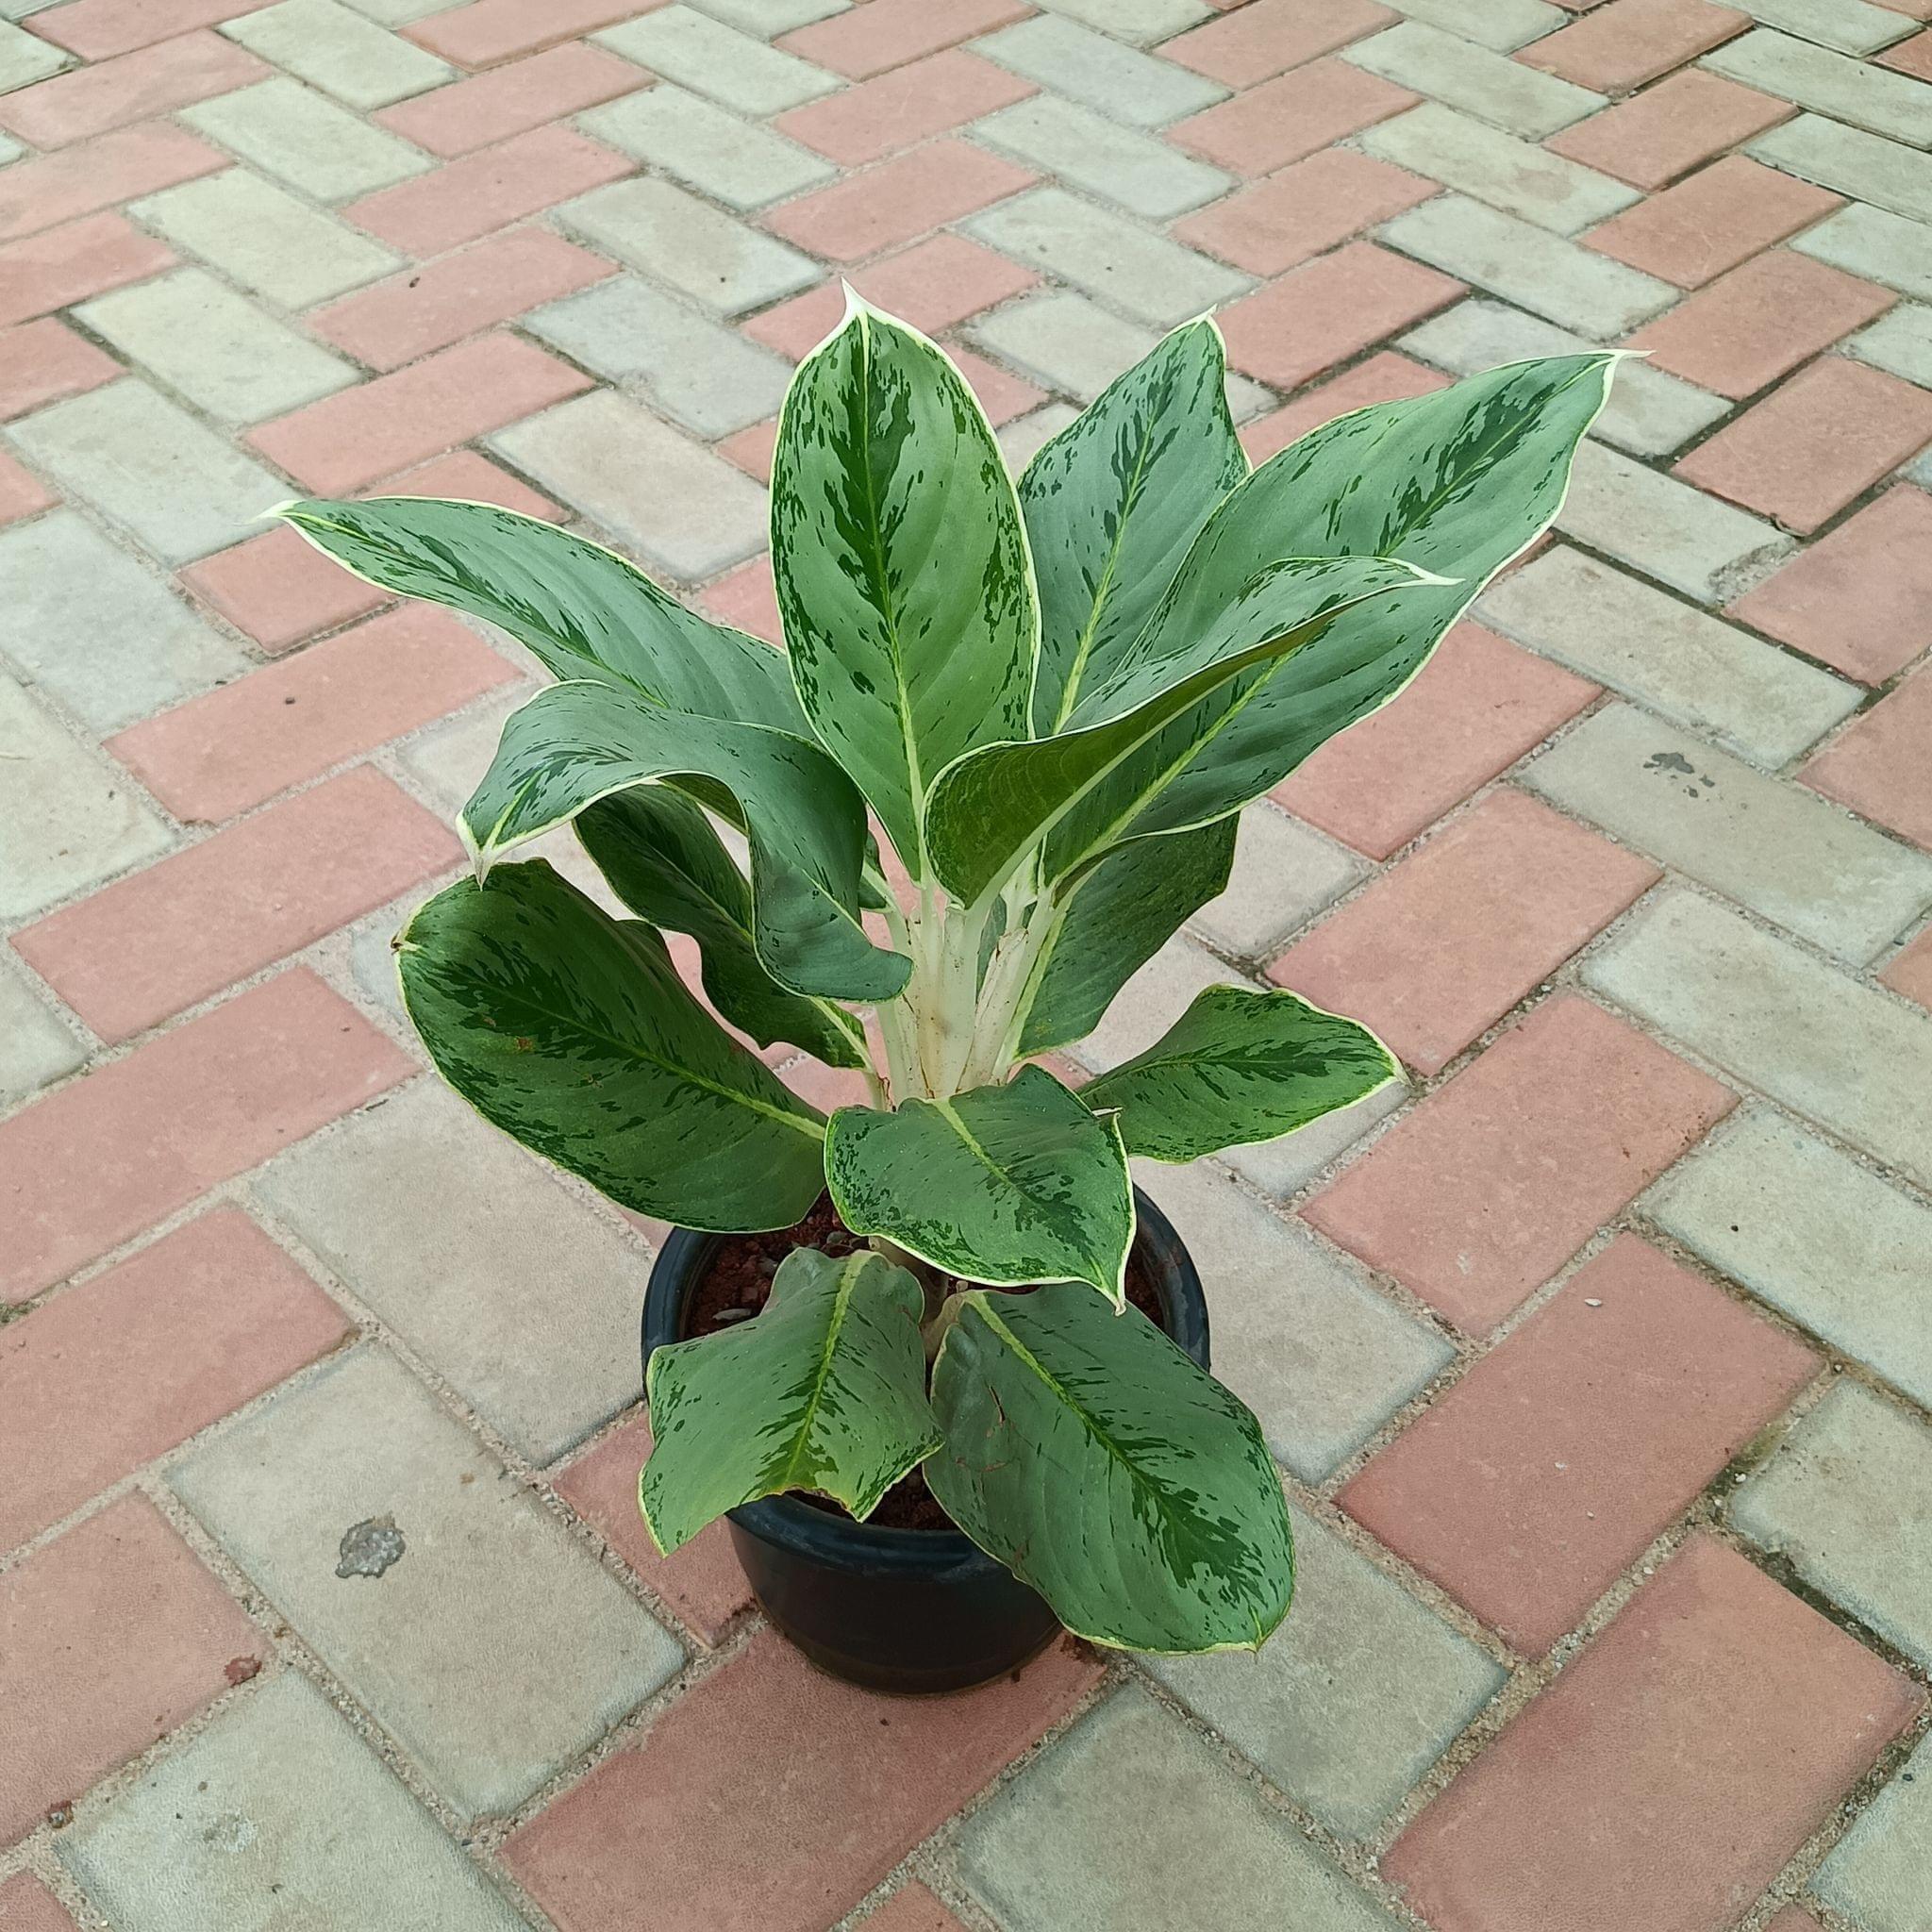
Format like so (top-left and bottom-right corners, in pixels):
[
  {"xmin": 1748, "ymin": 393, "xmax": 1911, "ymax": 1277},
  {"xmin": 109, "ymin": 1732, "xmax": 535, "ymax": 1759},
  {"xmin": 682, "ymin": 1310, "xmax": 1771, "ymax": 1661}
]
[{"xmin": 639, "ymin": 1186, "xmax": 1208, "ymax": 1571}]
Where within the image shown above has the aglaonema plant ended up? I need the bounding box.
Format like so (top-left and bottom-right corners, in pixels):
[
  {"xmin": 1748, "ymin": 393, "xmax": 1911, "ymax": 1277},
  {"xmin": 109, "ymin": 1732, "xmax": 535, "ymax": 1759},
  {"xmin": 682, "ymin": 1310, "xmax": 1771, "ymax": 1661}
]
[{"xmin": 276, "ymin": 296, "xmax": 1614, "ymax": 1656}]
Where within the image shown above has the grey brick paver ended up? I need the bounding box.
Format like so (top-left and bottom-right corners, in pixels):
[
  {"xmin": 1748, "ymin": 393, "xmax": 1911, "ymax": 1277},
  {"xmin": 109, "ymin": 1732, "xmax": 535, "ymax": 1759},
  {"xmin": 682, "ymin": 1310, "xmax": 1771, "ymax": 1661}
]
[
  {"xmin": 1383, "ymin": 0, "xmax": 1565, "ymax": 51},
  {"xmin": 1847, "ymin": 301, "xmax": 1932, "ymax": 388},
  {"xmin": 1402, "ymin": 299, "xmax": 1729, "ymax": 455},
  {"xmin": 59, "ymin": 1671, "xmax": 529, "ymax": 1932},
  {"xmin": 7, "ymin": 381, "xmax": 288, "ymax": 566},
  {"xmin": 130, "ymin": 167, "xmax": 405, "ymax": 308},
  {"xmin": 975, "ymin": 16, "xmax": 1228, "ymax": 127},
  {"xmin": 183, "ymin": 77, "xmax": 433, "ymax": 203},
  {"xmin": 1731, "ymin": 1381, "xmax": 1932, "ymax": 1667},
  {"xmin": 1813, "ymin": 1730, "xmax": 1932, "ymax": 1932},
  {"xmin": 1380, "ymin": 193, "xmax": 1676, "ymax": 337},
  {"xmin": 1522, "ymin": 702, "xmax": 1932, "ymax": 961},
  {"xmin": 0, "ymin": 954, "xmax": 83, "ymax": 1105},
  {"xmin": 1647, "ymin": 1106, "xmax": 1932, "ymax": 1410},
  {"xmin": 0, "ymin": 511, "xmax": 249, "ymax": 727},
  {"xmin": 1362, "ymin": 105, "xmax": 1638, "ymax": 235},
  {"xmin": 1479, "ymin": 548, "xmax": 1856, "ymax": 767},
  {"xmin": 491, "ymin": 390, "xmax": 769, "ymax": 579},
  {"xmin": 1221, "ymin": 1079, "xmax": 1408, "ymax": 1201},
  {"xmin": 1796, "ymin": 200, "xmax": 1932, "ymax": 299},
  {"xmin": 1190, "ymin": 801, "xmax": 1364, "ymax": 964},
  {"xmin": 0, "ymin": 672, "xmax": 172, "ymax": 921},
  {"xmin": 170, "ymin": 1346, "xmax": 685, "ymax": 1822},
  {"xmin": 1150, "ymin": 1505, "xmax": 1504, "ymax": 1839},
  {"xmin": 1720, "ymin": 0, "xmax": 1914, "ymax": 58},
  {"xmin": 1706, "ymin": 28, "xmax": 1932, "ymax": 147},
  {"xmin": 1346, "ymin": 25, "xmax": 1604, "ymax": 140},
  {"xmin": 256, "ymin": 1082, "xmax": 648, "ymax": 1463},
  {"xmin": 974, "ymin": 96, "xmax": 1233, "ymax": 221},
  {"xmin": 558, "ymin": 176, "xmax": 819, "ymax": 316},
  {"xmin": 689, "ymin": 0, "xmax": 848, "ymax": 30},
  {"xmin": 1134, "ymin": 1160, "xmax": 1455, "ymax": 1484},
  {"xmin": 578, "ymin": 83, "xmax": 834, "ymax": 210},
  {"xmin": 1031, "ymin": 0, "xmax": 1212, "ymax": 41},
  {"xmin": 222, "ymin": 0, "xmax": 457, "ymax": 111},
  {"xmin": 1586, "ymin": 888, "xmax": 1932, "ymax": 1189},
  {"xmin": 594, "ymin": 6, "xmax": 840, "ymax": 115},
  {"xmin": 524, "ymin": 275, "xmax": 793, "ymax": 437},
  {"xmin": 964, "ymin": 188, "xmax": 1253, "ymax": 329},
  {"xmin": 1751, "ymin": 113, "xmax": 1932, "ymax": 223},
  {"xmin": 0, "ymin": 17, "xmax": 67, "ymax": 90},
  {"xmin": 75, "ymin": 268, "xmax": 358, "ymax": 427}
]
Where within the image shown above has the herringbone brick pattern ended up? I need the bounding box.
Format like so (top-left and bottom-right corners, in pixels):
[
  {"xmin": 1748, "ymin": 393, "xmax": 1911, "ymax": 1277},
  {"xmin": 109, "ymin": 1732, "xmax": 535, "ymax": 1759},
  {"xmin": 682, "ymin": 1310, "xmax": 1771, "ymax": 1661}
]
[{"xmin": 4, "ymin": 1, "xmax": 1932, "ymax": 1926}]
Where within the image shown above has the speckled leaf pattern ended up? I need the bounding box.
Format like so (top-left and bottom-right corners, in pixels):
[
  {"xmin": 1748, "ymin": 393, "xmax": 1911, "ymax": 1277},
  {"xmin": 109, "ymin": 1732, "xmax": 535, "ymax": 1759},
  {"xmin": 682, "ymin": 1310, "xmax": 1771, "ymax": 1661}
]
[
  {"xmin": 1018, "ymin": 819, "xmax": 1238, "ymax": 1057},
  {"xmin": 641, "ymin": 1248, "xmax": 940, "ymax": 1553},
  {"xmin": 825, "ymin": 1064, "xmax": 1136, "ymax": 1305},
  {"xmin": 927, "ymin": 1287, "xmax": 1294, "ymax": 1654},
  {"xmin": 1042, "ymin": 355, "xmax": 1619, "ymax": 883},
  {"xmin": 398, "ymin": 860, "xmax": 828, "ymax": 1231},
  {"xmin": 576, "ymin": 789, "xmax": 867, "ymax": 1069},
  {"xmin": 462, "ymin": 680, "xmax": 909, "ymax": 1003},
  {"xmin": 277, "ymin": 496, "xmax": 805, "ymax": 731},
  {"xmin": 1021, "ymin": 318, "xmax": 1248, "ymax": 737},
  {"xmin": 1082, "ymin": 985, "xmax": 1401, "ymax": 1162},
  {"xmin": 924, "ymin": 555, "xmax": 1438, "ymax": 906},
  {"xmin": 770, "ymin": 296, "xmax": 1037, "ymax": 874}
]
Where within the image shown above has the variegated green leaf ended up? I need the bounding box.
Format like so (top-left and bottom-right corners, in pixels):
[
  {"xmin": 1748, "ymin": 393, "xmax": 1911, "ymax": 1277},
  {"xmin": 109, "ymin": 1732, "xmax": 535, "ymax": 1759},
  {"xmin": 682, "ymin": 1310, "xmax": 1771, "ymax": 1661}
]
[
  {"xmin": 825, "ymin": 1064, "xmax": 1135, "ymax": 1305},
  {"xmin": 927, "ymin": 1287, "xmax": 1294, "ymax": 1653},
  {"xmin": 641, "ymin": 1247, "xmax": 939, "ymax": 1552},
  {"xmin": 771, "ymin": 295, "xmax": 1037, "ymax": 874},
  {"xmin": 1023, "ymin": 317, "xmax": 1247, "ymax": 736},
  {"xmin": 924, "ymin": 555, "xmax": 1440, "ymax": 906},
  {"xmin": 397, "ymin": 859, "xmax": 827, "ymax": 1232},
  {"xmin": 463, "ymin": 680, "xmax": 909, "ymax": 1003},
  {"xmin": 1082, "ymin": 985, "xmax": 1401, "ymax": 1162},
  {"xmin": 276, "ymin": 495, "xmax": 805, "ymax": 730},
  {"xmin": 1041, "ymin": 355, "xmax": 1619, "ymax": 882},
  {"xmin": 1018, "ymin": 818, "xmax": 1237, "ymax": 1057},
  {"xmin": 576, "ymin": 789, "xmax": 867, "ymax": 1069}
]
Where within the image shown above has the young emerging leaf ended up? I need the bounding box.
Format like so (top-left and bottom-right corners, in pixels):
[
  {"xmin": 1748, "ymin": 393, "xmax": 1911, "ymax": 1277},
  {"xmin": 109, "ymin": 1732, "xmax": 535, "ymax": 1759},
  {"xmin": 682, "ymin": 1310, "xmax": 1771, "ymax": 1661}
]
[
  {"xmin": 398, "ymin": 860, "xmax": 828, "ymax": 1232},
  {"xmin": 1022, "ymin": 315, "xmax": 1247, "ymax": 736},
  {"xmin": 462, "ymin": 680, "xmax": 909, "ymax": 1003},
  {"xmin": 771, "ymin": 295, "xmax": 1037, "ymax": 874},
  {"xmin": 1081, "ymin": 985, "xmax": 1401, "ymax": 1162},
  {"xmin": 576, "ymin": 789, "xmax": 868, "ymax": 1069},
  {"xmin": 276, "ymin": 496, "xmax": 806, "ymax": 731},
  {"xmin": 641, "ymin": 1248, "xmax": 940, "ymax": 1553},
  {"xmin": 927, "ymin": 1287, "xmax": 1294, "ymax": 1653},
  {"xmin": 825, "ymin": 1064, "xmax": 1135, "ymax": 1306}
]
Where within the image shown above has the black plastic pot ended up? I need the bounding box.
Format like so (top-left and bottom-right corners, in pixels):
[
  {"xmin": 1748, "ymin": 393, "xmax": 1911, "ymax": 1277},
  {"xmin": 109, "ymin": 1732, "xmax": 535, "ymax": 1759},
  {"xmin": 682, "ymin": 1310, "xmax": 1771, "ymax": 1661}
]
[{"xmin": 640, "ymin": 1189, "xmax": 1208, "ymax": 1694}]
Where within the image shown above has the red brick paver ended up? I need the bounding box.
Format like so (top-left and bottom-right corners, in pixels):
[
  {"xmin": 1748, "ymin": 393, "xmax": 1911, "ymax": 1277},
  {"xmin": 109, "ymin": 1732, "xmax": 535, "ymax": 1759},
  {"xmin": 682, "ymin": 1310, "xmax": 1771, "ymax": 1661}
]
[
  {"xmin": 1546, "ymin": 69, "xmax": 1794, "ymax": 188},
  {"xmin": 1384, "ymin": 1535, "xmax": 1922, "ymax": 1932},
  {"xmin": 1518, "ymin": 0, "xmax": 1745, "ymax": 92},
  {"xmin": 774, "ymin": 50, "xmax": 1035, "ymax": 167},
  {"xmin": 1170, "ymin": 59, "xmax": 1415, "ymax": 176},
  {"xmin": 1584, "ymin": 157, "xmax": 1842, "ymax": 287},
  {"xmin": 0, "ymin": 1874, "xmax": 79, "ymax": 1932},
  {"xmin": 1803, "ymin": 660, "xmax": 1932, "ymax": 850}
]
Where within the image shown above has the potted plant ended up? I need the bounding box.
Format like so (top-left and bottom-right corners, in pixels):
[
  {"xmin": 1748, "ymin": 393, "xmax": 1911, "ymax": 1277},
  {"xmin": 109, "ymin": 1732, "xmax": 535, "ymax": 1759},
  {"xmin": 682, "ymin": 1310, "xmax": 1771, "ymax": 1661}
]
[{"xmin": 279, "ymin": 298, "xmax": 1612, "ymax": 1692}]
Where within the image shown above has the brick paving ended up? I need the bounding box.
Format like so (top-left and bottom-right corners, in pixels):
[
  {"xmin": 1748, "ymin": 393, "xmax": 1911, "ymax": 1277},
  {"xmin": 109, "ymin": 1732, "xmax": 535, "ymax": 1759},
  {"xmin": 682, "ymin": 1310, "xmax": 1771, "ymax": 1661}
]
[{"xmin": 2, "ymin": 1, "xmax": 1932, "ymax": 1925}]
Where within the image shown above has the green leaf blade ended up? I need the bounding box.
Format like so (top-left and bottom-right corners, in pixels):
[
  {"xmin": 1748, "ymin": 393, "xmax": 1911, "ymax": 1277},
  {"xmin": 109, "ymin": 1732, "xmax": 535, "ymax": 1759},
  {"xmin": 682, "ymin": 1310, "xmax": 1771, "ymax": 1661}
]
[
  {"xmin": 770, "ymin": 297, "xmax": 1037, "ymax": 873},
  {"xmin": 1082, "ymin": 985, "xmax": 1401, "ymax": 1162},
  {"xmin": 927, "ymin": 1286, "xmax": 1294, "ymax": 1654},
  {"xmin": 575, "ymin": 790, "xmax": 867, "ymax": 1069},
  {"xmin": 275, "ymin": 495, "xmax": 806, "ymax": 731},
  {"xmin": 1023, "ymin": 317, "xmax": 1247, "ymax": 735},
  {"xmin": 641, "ymin": 1247, "xmax": 940, "ymax": 1553},
  {"xmin": 462, "ymin": 680, "xmax": 909, "ymax": 1003},
  {"xmin": 397, "ymin": 860, "xmax": 827, "ymax": 1233},
  {"xmin": 825, "ymin": 1064, "xmax": 1135, "ymax": 1305}
]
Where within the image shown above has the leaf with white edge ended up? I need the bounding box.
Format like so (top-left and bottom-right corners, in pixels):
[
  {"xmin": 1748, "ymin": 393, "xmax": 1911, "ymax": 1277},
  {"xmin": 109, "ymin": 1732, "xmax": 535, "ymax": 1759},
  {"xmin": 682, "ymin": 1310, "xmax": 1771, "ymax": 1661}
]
[
  {"xmin": 641, "ymin": 1248, "xmax": 939, "ymax": 1553},
  {"xmin": 771, "ymin": 295, "xmax": 1036, "ymax": 874},
  {"xmin": 927, "ymin": 1286, "xmax": 1294, "ymax": 1654},
  {"xmin": 464, "ymin": 679, "xmax": 910, "ymax": 1003},
  {"xmin": 1018, "ymin": 818, "xmax": 1237, "ymax": 1058},
  {"xmin": 1023, "ymin": 316, "xmax": 1247, "ymax": 736},
  {"xmin": 576, "ymin": 790, "xmax": 868, "ymax": 1069},
  {"xmin": 924, "ymin": 554, "xmax": 1441, "ymax": 906},
  {"xmin": 397, "ymin": 859, "xmax": 827, "ymax": 1233},
  {"xmin": 276, "ymin": 495, "xmax": 805, "ymax": 730},
  {"xmin": 1081, "ymin": 984, "xmax": 1400, "ymax": 1162},
  {"xmin": 1041, "ymin": 354, "xmax": 1620, "ymax": 882},
  {"xmin": 825, "ymin": 1064, "xmax": 1135, "ymax": 1306}
]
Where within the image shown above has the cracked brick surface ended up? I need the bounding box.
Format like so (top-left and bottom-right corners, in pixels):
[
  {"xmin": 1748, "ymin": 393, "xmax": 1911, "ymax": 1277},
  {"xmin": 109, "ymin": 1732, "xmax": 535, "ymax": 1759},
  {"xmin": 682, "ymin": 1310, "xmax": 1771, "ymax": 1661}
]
[{"xmin": 3, "ymin": 3, "xmax": 1931, "ymax": 1926}]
